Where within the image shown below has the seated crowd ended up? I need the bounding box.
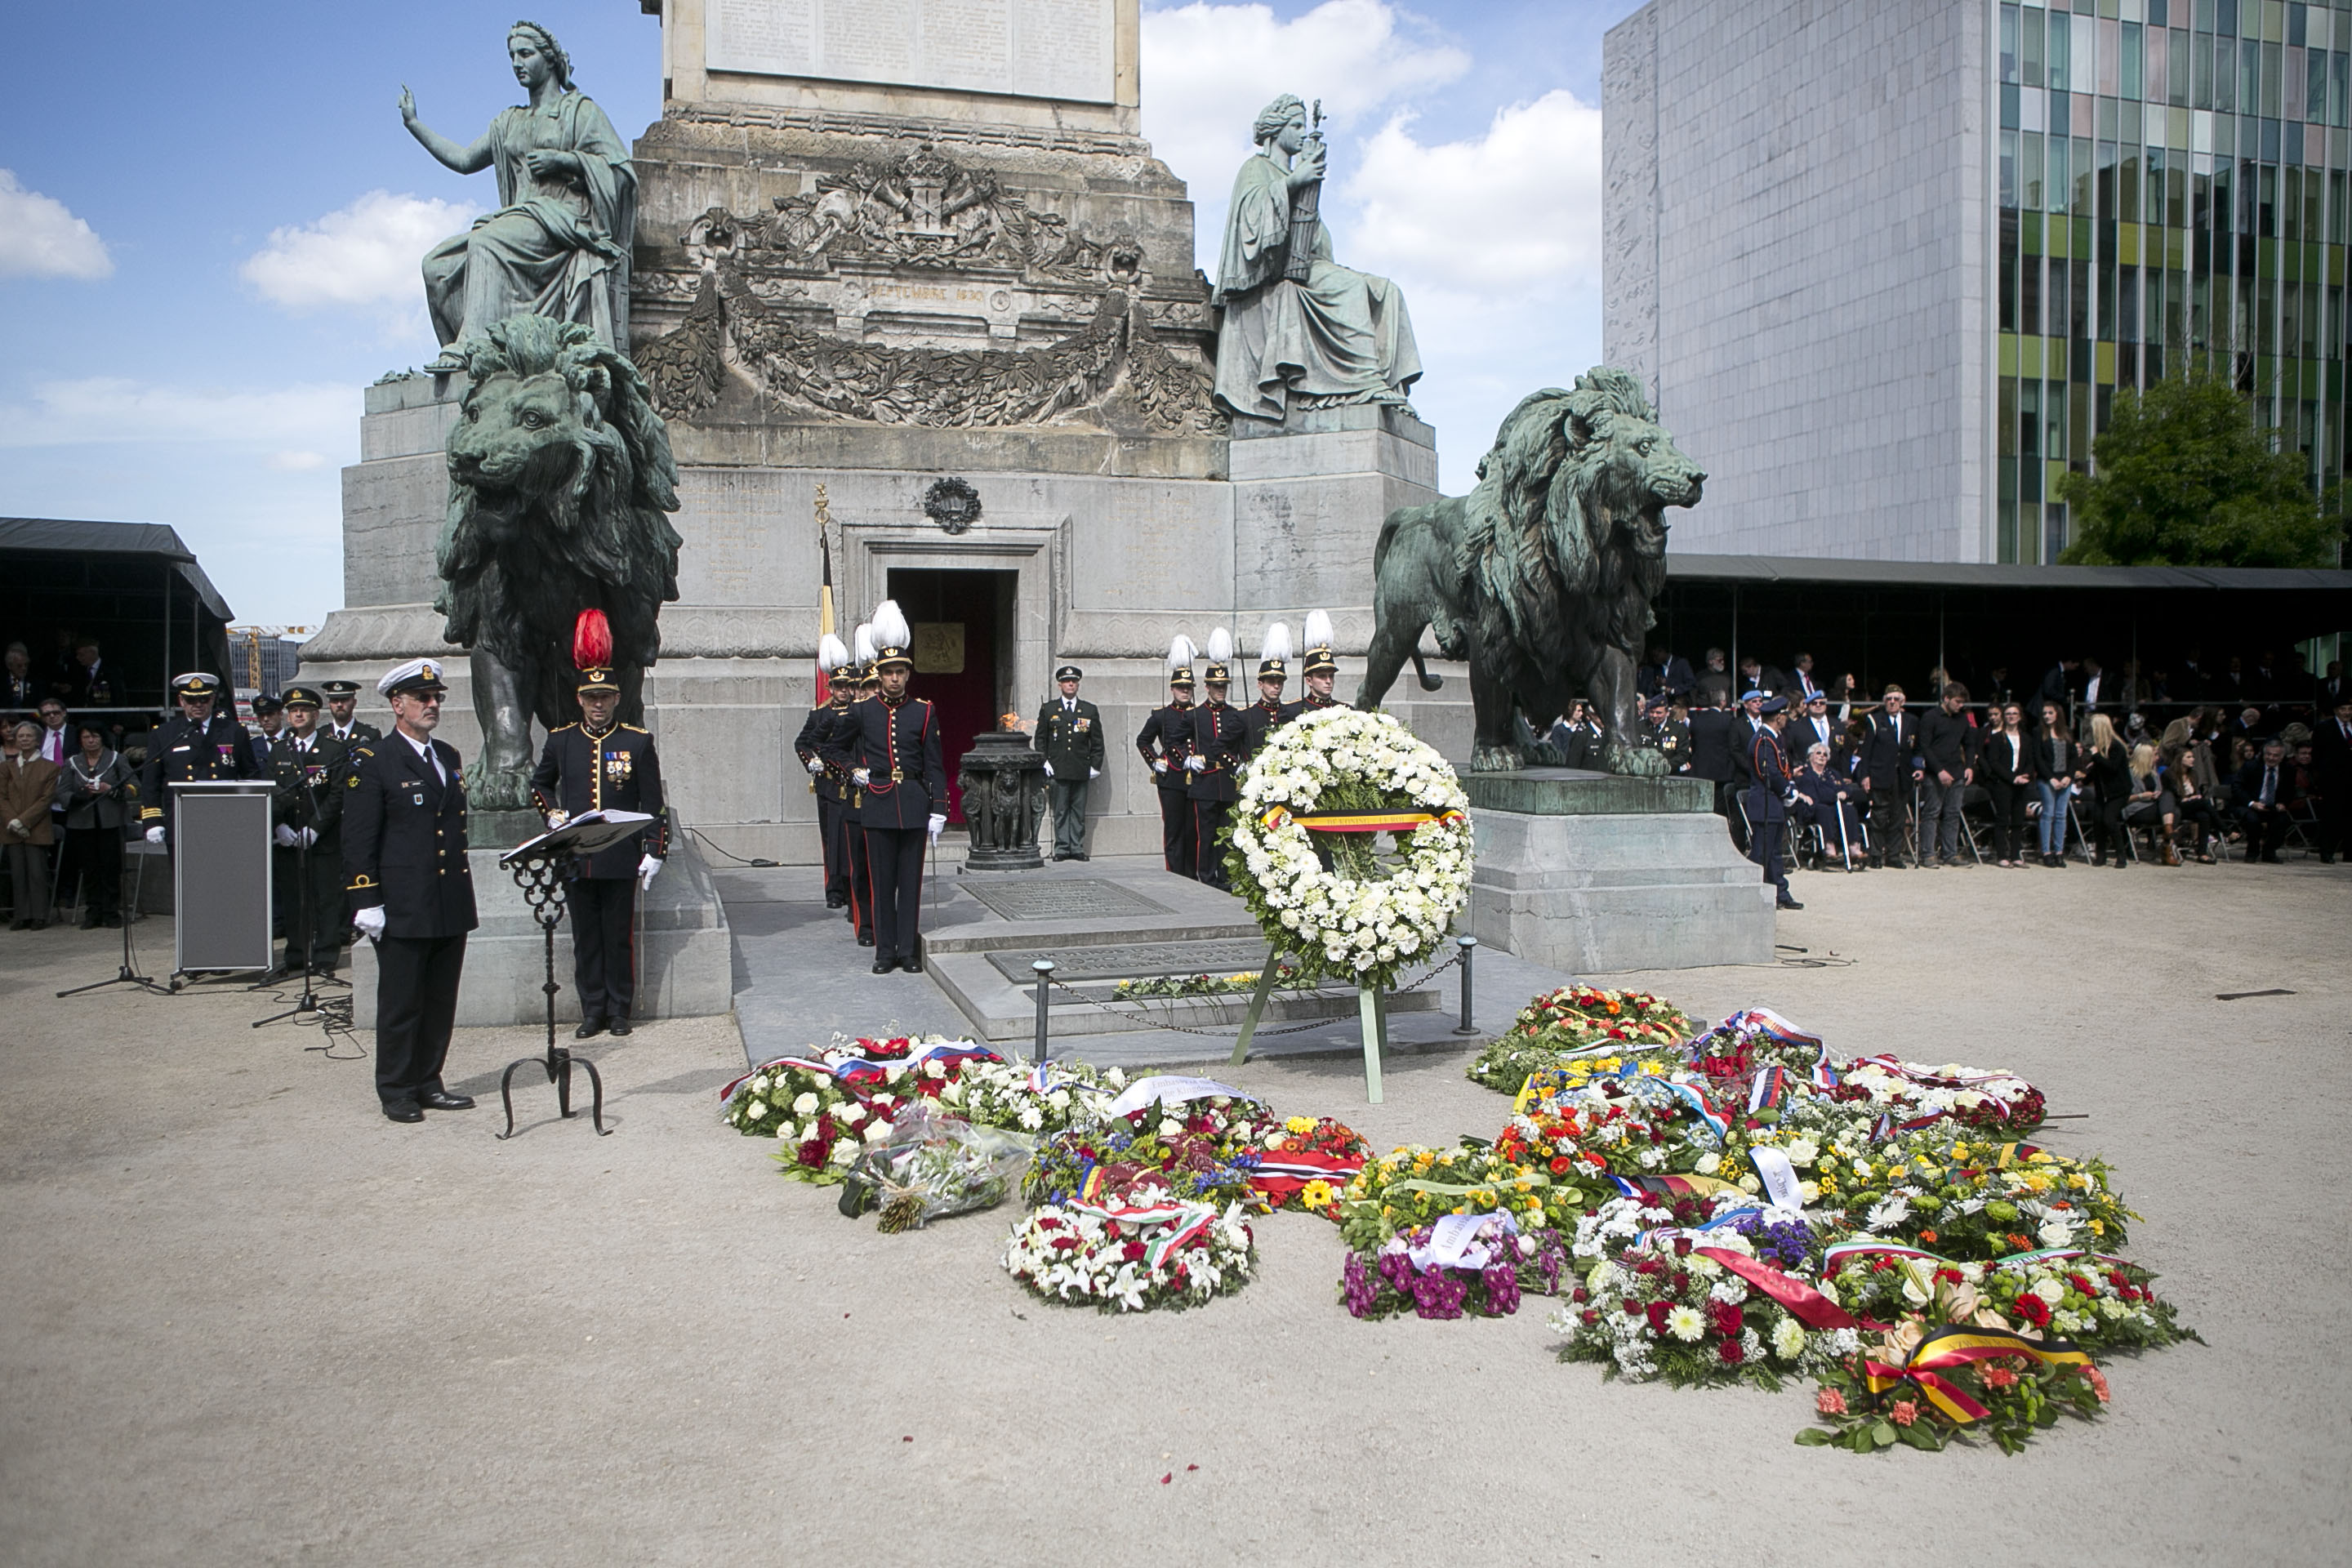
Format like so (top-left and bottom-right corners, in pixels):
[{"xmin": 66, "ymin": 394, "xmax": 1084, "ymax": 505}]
[{"xmin": 1619, "ymin": 642, "xmax": 2352, "ymax": 878}]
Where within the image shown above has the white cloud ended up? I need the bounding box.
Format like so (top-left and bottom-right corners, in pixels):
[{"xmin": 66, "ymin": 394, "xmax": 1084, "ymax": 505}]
[
  {"xmin": 1344, "ymin": 90, "xmax": 1602, "ymax": 296},
  {"xmin": 239, "ymin": 189, "xmax": 475, "ymax": 323},
  {"xmin": 1142, "ymin": 1, "xmax": 1469, "ymax": 268},
  {"xmin": 0, "ymin": 376, "xmax": 354, "ymax": 454},
  {"xmin": 267, "ymin": 450, "xmax": 332, "ymax": 471},
  {"xmin": 0, "ymin": 170, "xmax": 113, "ymax": 280}
]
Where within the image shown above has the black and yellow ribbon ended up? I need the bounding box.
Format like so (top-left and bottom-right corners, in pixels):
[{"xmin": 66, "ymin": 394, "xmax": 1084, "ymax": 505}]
[{"xmin": 1863, "ymin": 1325, "xmax": 2092, "ymax": 1423}]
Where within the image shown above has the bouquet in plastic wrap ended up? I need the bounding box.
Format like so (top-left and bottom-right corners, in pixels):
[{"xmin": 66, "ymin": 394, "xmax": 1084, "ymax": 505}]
[{"xmin": 838, "ymin": 1105, "xmax": 1037, "ymax": 1232}]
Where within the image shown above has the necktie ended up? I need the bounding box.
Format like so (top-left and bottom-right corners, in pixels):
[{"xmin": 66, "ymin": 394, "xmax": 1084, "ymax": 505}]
[{"xmin": 2263, "ymin": 768, "xmax": 2276, "ymax": 804}]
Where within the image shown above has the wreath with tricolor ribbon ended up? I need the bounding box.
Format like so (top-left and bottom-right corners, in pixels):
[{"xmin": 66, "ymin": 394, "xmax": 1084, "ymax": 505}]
[{"xmin": 1225, "ymin": 706, "xmax": 1472, "ymax": 991}]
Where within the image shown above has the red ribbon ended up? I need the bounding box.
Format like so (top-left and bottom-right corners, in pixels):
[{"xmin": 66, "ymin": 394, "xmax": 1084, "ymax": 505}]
[{"xmin": 1693, "ymin": 1247, "xmax": 1880, "ymax": 1331}]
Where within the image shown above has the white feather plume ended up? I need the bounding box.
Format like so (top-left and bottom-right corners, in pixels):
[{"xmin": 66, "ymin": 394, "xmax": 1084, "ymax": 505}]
[
  {"xmin": 1206, "ymin": 626, "xmax": 1233, "ymax": 663},
  {"xmin": 871, "ymin": 599, "xmax": 911, "ymax": 652},
  {"xmin": 853, "ymin": 624, "xmax": 876, "ymax": 663},
  {"xmin": 1260, "ymin": 621, "xmax": 1293, "ymax": 662},
  {"xmin": 1303, "ymin": 608, "xmax": 1334, "ymax": 649},
  {"xmin": 817, "ymin": 633, "xmax": 849, "ymax": 672},
  {"xmin": 1166, "ymin": 634, "xmax": 1196, "ymax": 668}
]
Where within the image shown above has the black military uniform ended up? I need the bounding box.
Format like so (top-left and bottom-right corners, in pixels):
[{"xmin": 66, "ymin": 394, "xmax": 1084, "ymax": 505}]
[
  {"xmin": 318, "ymin": 679, "xmax": 383, "ymax": 753},
  {"xmin": 1236, "ymin": 645, "xmax": 1290, "ymax": 768},
  {"xmin": 530, "ymin": 668, "xmax": 670, "ymax": 1038},
  {"xmin": 1135, "ymin": 664, "xmax": 1198, "ymax": 877},
  {"xmin": 249, "ymin": 696, "xmax": 285, "ymax": 773},
  {"xmin": 840, "ymin": 662, "xmax": 880, "ymax": 946},
  {"xmin": 137, "ymin": 672, "xmax": 261, "ymax": 846},
  {"xmin": 268, "ymin": 686, "xmax": 350, "ymax": 973},
  {"xmin": 1281, "ymin": 616, "xmax": 1344, "ymax": 720},
  {"xmin": 1744, "ymin": 697, "xmax": 1800, "ymax": 910},
  {"xmin": 1036, "ymin": 664, "xmax": 1107, "ymax": 861},
  {"xmin": 822, "ymin": 630, "xmax": 946, "ymax": 972},
  {"xmin": 1184, "ymin": 659, "xmax": 1244, "ymax": 890},
  {"xmin": 796, "ymin": 674, "xmax": 855, "ymax": 908},
  {"xmin": 343, "ymin": 659, "xmax": 479, "ymax": 1120}
]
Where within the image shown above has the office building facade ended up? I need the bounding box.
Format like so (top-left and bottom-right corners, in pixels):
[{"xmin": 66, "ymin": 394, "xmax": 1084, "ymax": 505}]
[{"xmin": 1606, "ymin": 0, "xmax": 2352, "ymax": 564}]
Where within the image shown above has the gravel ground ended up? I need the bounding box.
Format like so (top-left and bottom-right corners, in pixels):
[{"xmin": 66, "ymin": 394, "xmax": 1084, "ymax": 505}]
[{"xmin": 1, "ymin": 855, "xmax": 2345, "ymax": 1566}]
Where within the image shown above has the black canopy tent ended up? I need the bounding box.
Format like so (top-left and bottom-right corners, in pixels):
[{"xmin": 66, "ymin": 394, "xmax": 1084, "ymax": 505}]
[
  {"xmin": 1652, "ymin": 555, "xmax": 2352, "ymax": 705},
  {"xmin": 1, "ymin": 517, "xmax": 236, "ymax": 717}
]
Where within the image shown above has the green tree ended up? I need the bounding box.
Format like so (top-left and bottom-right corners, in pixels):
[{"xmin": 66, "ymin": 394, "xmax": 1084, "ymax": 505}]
[{"xmin": 2054, "ymin": 372, "xmax": 2344, "ymax": 568}]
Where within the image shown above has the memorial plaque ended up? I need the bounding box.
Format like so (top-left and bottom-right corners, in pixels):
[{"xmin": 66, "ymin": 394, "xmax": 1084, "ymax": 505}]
[
  {"xmin": 707, "ymin": 0, "xmax": 1116, "ymax": 105},
  {"xmin": 988, "ymin": 938, "xmax": 1282, "ymax": 984},
  {"xmin": 960, "ymin": 877, "xmax": 1169, "ymax": 922}
]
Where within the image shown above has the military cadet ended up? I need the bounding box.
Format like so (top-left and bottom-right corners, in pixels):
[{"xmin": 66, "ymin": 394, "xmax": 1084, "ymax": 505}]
[
  {"xmin": 249, "ymin": 695, "xmax": 286, "ymax": 773},
  {"xmin": 796, "ymin": 635, "xmax": 854, "ymax": 909},
  {"xmin": 529, "ymin": 621, "xmax": 668, "ymax": 1040},
  {"xmin": 822, "ymin": 603, "xmax": 946, "ymax": 973},
  {"xmin": 140, "ymin": 671, "xmax": 260, "ymax": 849},
  {"xmin": 1135, "ymin": 636, "xmax": 1198, "ymax": 878},
  {"xmin": 1745, "ymin": 694, "xmax": 1802, "ymax": 911},
  {"xmin": 1281, "ymin": 610, "xmax": 1344, "ymax": 719},
  {"xmin": 840, "ymin": 626, "xmax": 880, "ymax": 947},
  {"xmin": 319, "ymin": 679, "xmax": 382, "ymax": 750},
  {"xmin": 1235, "ymin": 622, "xmax": 1291, "ymax": 765},
  {"xmin": 344, "ymin": 658, "xmax": 479, "ymax": 1123},
  {"xmin": 1642, "ymin": 694, "xmax": 1690, "ymax": 776},
  {"xmin": 1182, "ymin": 630, "xmax": 1243, "ymax": 891},
  {"xmin": 1036, "ymin": 663, "xmax": 1106, "ymax": 861},
  {"xmin": 268, "ymin": 686, "xmax": 350, "ymax": 974}
]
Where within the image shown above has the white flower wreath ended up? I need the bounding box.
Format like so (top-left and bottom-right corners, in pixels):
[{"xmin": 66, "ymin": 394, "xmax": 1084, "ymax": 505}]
[{"xmin": 1224, "ymin": 707, "xmax": 1473, "ymax": 991}]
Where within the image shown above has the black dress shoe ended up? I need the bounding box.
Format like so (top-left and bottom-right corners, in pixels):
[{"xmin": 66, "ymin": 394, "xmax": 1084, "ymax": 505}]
[
  {"xmin": 858, "ymin": 931, "xmax": 875, "ymax": 947},
  {"xmin": 1777, "ymin": 898, "xmax": 1804, "ymax": 910},
  {"xmin": 608, "ymin": 1015, "xmax": 633, "ymax": 1036},
  {"xmin": 574, "ymin": 1018, "xmax": 607, "ymax": 1040},
  {"xmin": 902, "ymin": 950, "xmax": 924, "ymax": 973},
  {"xmin": 383, "ymin": 1102, "xmax": 424, "ymax": 1124},
  {"xmin": 826, "ymin": 895, "xmax": 849, "ymax": 909},
  {"xmin": 419, "ymin": 1090, "xmax": 475, "ymax": 1111},
  {"xmin": 1074, "ymin": 852, "xmax": 1089, "ymax": 862},
  {"xmin": 872, "ymin": 956, "xmax": 898, "ymax": 974}
]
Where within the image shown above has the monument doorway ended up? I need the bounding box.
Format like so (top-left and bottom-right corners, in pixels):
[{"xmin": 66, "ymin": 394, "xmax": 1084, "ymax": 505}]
[{"xmin": 885, "ymin": 568, "xmax": 1017, "ymax": 825}]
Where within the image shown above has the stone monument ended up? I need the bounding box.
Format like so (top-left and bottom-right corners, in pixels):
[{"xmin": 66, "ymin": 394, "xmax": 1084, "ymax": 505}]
[{"xmin": 301, "ymin": 0, "xmax": 1460, "ymax": 915}]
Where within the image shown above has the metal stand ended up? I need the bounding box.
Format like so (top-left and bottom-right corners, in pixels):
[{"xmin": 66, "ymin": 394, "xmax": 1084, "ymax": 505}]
[
  {"xmin": 252, "ymin": 834, "xmax": 345, "ymax": 1029},
  {"xmin": 1452, "ymin": 934, "xmax": 1478, "ymax": 1034},
  {"xmin": 56, "ymin": 844, "xmax": 172, "ymax": 999},
  {"xmin": 496, "ymin": 848, "xmax": 609, "ymax": 1138},
  {"xmin": 1230, "ymin": 941, "xmax": 1387, "ymax": 1104}
]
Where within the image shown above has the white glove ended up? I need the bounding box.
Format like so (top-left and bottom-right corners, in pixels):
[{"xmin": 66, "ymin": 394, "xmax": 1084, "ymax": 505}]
[
  {"xmin": 804, "ymin": 756, "xmax": 825, "ymax": 775},
  {"xmin": 1041, "ymin": 761, "xmax": 1054, "ymax": 777},
  {"xmin": 545, "ymin": 810, "xmax": 569, "ymax": 829},
  {"xmin": 146, "ymin": 825, "xmax": 166, "ymax": 844},
  {"xmin": 298, "ymin": 826, "xmax": 317, "ymax": 849},
  {"xmin": 1185, "ymin": 756, "xmax": 1205, "ymax": 773},
  {"xmin": 1089, "ymin": 768, "xmax": 1100, "ymax": 779},
  {"xmin": 274, "ymin": 824, "xmax": 300, "ymax": 848},
  {"xmin": 1152, "ymin": 758, "xmax": 1168, "ymax": 773},
  {"xmin": 927, "ymin": 813, "xmax": 946, "ymax": 845},
  {"xmin": 853, "ymin": 768, "xmax": 871, "ymax": 786},
  {"xmin": 5, "ymin": 818, "xmax": 21, "ymax": 836},
  {"xmin": 638, "ymin": 854, "xmax": 662, "ymax": 891},
  {"xmin": 354, "ymin": 906, "xmax": 386, "ymax": 942}
]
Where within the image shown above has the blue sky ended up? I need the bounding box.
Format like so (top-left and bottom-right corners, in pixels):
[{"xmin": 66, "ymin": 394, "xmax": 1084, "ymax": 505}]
[{"xmin": 0, "ymin": 1, "xmax": 1642, "ymax": 627}]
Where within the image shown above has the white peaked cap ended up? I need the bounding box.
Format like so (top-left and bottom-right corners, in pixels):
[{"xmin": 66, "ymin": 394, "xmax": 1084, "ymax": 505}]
[
  {"xmin": 817, "ymin": 633, "xmax": 849, "ymax": 672},
  {"xmin": 1303, "ymin": 609, "xmax": 1334, "ymax": 648},
  {"xmin": 1206, "ymin": 626, "xmax": 1233, "ymax": 663},
  {"xmin": 1260, "ymin": 621, "xmax": 1293, "ymax": 662},
  {"xmin": 871, "ymin": 599, "xmax": 911, "ymax": 651},
  {"xmin": 853, "ymin": 624, "xmax": 877, "ymax": 662},
  {"xmin": 1166, "ymin": 635, "xmax": 1196, "ymax": 667}
]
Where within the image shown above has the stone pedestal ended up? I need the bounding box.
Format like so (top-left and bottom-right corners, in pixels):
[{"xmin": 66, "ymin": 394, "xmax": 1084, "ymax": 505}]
[
  {"xmin": 956, "ymin": 731, "xmax": 1048, "ymax": 870},
  {"xmin": 1464, "ymin": 768, "xmax": 1775, "ymax": 974},
  {"xmin": 348, "ymin": 822, "xmax": 733, "ymax": 1029}
]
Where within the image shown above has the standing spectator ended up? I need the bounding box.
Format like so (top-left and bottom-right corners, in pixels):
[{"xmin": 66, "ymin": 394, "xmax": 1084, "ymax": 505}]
[
  {"xmin": 1643, "ymin": 694, "xmax": 1690, "ymax": 775},
  {"xmin": 2077, "ymin": 714, "xmax": 2132, "ymax": 866},
  {"xmin": 2, "ymin": 719, "xmax": 60, "ymax": 929},
  {"xmin": 1735, "ymin": 653, "xmax": 1788, "ymax": 700},
  {"xmin": 1859, "ymin": 685, "xmax": 1921, "ymax": 867},
  {"xmin": 2078, "ymin": 657, "xmax": 2111, "ymax": 719},
  {"xmin": 2234, "ymin": 739, "xmax": 2298, "ymax": 862},
  {"xmin": 1980, "ymin": 663, "xmax": 2017, "ymax": 706},
  {"xmin": 68, "ymin": 639, "xmax": 115, "ymax": 707},
  {"xmin": 1744, "ymin": 697, "xmax": 1800, "ymax": 910},
  {"xmin": 1790, "ymin": 742, "xmax": 1864, "ymax": 868},
  {"xmin": 2, "ymin": 643, "xmax": 36, "ymax": 709},
  {"xmin": 1792, "ymin": 691, "xmax": 1840, "ymax": 764},
  {"xmin": 2035, "ymin": 657, "xmax": 2078, "ymax": 715},
  {"xmin": 61, "ymin": 722, "xmax": 129, "ymax": 927},
  {"xmin": 1694, "ymin": 648, "xmax": 1731, "ymax": 709},
  {"xmin": 2033, "ymin": 703, "xmax": 2081, "ymax": 866},
  {"xmin": 1788, "ymin": 653, "xmax": 1825, "ymax": 702},
  {"xmin": 1917, "ymin": 681, "xmax": 1977, "ymax": 867},
  {"xmin": 1637, "ymin": 644, "xmax": 1694, "ymax": 703},
  {"xmin": 2318, "ymin": 660, "xmax": 2348, "ymax": 713},
  {"xmin": 2312, "ymin": 693, "xmax": 2352, "ymax": 863},
  {"xmin": 1686, "ymin": 689, "xmax": 1735, "ymax": 813},
  {"xmin": 1980, "ymin": 702, "xmax": 2034, "ymax": 867},
  {"xmin": 44, "ymin": 629, "xmax": 78, "ymax": 700}
]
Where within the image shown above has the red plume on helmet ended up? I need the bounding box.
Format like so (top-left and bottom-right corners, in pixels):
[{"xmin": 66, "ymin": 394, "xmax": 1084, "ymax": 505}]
[{"xmin": 573, "ymin": 608, "xmax": 613, "ymax": 671}]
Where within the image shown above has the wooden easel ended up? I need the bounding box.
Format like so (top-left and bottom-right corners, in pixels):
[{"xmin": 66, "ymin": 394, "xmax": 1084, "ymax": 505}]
[{"xmin": 1229, "ymin": 943, "xmax": 1387, "ymax": 1103}]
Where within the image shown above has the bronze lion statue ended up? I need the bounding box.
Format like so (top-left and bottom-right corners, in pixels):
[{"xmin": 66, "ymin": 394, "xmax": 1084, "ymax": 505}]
[
  {"xmin": 1357, "ymin": 368, "xmax": 1704, "ymax": 773},
  {"xmin": 434, "ymin": 314, "xmax": 684, "ymax": 808}
]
